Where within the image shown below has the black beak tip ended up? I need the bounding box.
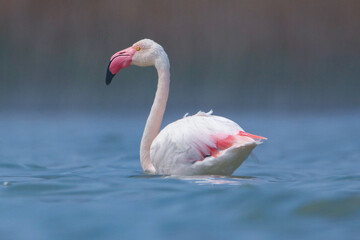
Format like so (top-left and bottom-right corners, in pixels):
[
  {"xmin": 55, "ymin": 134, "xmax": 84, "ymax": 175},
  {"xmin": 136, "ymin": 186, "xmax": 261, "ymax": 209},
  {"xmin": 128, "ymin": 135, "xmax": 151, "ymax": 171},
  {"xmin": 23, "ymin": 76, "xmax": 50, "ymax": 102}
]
[
  {"xmin": 105, "ymin": 64, "xmax": 115, "ymax": 85},
  {"xmin": 105, "ymin": 74, "xmax": 114, "ymax": 85}
]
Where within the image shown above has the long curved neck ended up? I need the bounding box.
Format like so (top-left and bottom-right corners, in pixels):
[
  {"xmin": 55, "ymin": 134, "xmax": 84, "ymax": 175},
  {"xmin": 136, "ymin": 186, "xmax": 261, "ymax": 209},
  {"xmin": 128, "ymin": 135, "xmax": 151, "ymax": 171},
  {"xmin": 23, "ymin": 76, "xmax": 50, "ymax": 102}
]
[{"xmin": 140, "ymin": 58, "xmax": 170, "ymax": 173}]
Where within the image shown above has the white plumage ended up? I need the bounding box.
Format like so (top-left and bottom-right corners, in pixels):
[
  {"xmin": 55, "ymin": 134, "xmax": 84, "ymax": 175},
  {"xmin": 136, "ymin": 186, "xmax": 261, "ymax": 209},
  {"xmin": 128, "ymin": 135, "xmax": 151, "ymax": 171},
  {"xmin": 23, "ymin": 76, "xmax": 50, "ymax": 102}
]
[
  {"xmin": 106, "ymin": 39, "xmax": 266, "ymax": 176},
  {"xmin": 151, "ymin": 111, "xmax": 262, "ymax": 175}
]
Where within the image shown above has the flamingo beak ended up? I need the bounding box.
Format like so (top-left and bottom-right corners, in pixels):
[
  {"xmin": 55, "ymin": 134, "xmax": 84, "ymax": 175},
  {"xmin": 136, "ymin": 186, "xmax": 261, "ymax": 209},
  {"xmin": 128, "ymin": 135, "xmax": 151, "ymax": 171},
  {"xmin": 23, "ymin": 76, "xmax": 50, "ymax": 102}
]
[{"xmin": 105, "ymin": 46, "xmax": 136, "ymax": 85}]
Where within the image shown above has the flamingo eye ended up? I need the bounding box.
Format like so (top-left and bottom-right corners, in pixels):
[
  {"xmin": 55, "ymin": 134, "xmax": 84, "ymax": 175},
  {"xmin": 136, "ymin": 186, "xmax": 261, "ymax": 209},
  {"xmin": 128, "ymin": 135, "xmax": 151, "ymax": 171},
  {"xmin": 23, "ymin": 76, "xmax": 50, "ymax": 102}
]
[{"xmin": 136, "ymin": 46, "xmax": 141, "ymax": 51}]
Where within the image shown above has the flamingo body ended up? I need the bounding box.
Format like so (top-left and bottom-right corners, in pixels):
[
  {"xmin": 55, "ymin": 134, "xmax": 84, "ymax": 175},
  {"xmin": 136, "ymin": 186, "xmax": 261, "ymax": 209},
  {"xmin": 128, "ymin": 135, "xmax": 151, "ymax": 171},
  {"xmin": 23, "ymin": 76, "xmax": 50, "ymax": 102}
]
[
  {"xmin": 150, "ymin": 111, "xmax": 263, "ymax": 175},
  {"xmin": 105, "ymin": 39, "xmax": 266, "ymax": 176}
]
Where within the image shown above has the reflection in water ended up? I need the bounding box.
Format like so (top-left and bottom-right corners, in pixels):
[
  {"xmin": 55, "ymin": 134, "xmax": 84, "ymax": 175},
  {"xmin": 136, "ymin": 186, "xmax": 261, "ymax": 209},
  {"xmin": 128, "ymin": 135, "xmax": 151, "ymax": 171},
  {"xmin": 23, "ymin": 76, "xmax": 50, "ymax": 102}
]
[
  {"xmin": 165, "ymin": 175, "xmax": 257, "ymax": 185},
  {"xmin": 130, "ymin": 173, "xmax": 257, "ymax": 185}
]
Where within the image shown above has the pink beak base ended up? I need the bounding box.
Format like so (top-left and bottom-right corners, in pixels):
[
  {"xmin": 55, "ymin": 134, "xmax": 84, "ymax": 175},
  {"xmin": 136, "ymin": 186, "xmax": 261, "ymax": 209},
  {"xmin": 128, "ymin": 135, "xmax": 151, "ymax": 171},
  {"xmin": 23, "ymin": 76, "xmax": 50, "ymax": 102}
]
[{"xmin": 106, "ymin": 46, "xmax": 136, "ymax": 85}]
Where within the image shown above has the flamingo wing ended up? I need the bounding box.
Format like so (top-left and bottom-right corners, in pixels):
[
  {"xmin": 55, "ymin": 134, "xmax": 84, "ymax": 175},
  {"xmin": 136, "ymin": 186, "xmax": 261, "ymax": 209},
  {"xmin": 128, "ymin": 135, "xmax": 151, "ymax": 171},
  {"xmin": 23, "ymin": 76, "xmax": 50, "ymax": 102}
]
[{"xmin": 150, "ymin": 111, "xmax": 265, "ymax": 175}]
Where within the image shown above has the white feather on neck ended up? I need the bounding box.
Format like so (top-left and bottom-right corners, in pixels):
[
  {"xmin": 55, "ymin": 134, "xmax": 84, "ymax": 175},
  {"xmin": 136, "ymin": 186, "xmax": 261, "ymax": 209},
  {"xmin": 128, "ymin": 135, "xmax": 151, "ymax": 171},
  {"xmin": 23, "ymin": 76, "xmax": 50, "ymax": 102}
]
[{"xmin": 139, "ymin": 50, "xmax": 170, "ymax": 173}]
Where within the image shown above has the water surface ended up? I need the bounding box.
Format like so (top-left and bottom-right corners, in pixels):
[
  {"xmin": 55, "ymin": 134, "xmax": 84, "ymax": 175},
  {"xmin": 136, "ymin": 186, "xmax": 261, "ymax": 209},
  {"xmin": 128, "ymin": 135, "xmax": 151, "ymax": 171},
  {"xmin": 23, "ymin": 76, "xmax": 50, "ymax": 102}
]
[{"xmin": 0, "ymin": 111, "xmax": 359, "ymax": 240}]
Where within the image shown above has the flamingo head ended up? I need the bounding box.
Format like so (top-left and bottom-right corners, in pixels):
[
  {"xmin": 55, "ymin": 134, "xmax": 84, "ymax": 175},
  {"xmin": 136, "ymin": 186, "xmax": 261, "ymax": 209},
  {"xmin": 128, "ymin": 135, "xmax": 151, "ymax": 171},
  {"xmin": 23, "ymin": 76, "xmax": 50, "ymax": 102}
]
[{"xmin": 105, "ymin": 39, "xmax": 168, "ymax": 85}]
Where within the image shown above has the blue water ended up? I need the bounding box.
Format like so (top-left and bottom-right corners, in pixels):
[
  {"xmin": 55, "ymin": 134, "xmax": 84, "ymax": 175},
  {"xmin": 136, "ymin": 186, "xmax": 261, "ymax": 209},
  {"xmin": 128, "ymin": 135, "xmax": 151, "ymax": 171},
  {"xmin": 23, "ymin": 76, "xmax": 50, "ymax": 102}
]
[{"xmin": 1, "ymin": 110, "xmax": 359, "ymax": 240}]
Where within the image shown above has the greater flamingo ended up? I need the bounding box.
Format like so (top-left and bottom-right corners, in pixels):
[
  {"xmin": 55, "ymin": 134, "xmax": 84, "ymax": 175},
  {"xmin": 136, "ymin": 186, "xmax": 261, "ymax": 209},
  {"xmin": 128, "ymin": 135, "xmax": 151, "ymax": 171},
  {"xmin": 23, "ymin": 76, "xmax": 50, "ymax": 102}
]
[{"xmin": 105, "ymin": 39, "xmax": 266, "ymax": 176}]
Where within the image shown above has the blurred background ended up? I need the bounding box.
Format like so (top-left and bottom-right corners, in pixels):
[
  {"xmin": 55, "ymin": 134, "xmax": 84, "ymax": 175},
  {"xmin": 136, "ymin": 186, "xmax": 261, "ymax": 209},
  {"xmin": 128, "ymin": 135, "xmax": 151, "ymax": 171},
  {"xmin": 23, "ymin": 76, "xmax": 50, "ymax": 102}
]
[
  {"xmin": 1, "ymin": 0, "xmax": 359, "ymax": 113},
  {"xmin": 1, "ymin": 2, "xmax": 360, "ymax": 240}
]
